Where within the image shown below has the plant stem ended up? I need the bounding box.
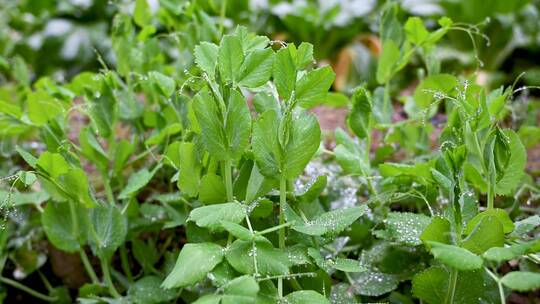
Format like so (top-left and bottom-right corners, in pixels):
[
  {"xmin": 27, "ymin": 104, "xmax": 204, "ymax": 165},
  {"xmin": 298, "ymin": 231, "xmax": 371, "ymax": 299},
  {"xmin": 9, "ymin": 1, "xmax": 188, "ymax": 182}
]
[
  {"xmin": 278, "ymin": 176, "xmax": 287, "ymax": 298},
  {"xmin": 256, "ymin": 222, "xmax": 291, "ymax": 236},
  {"xmin": 101, "ymin": 259, "xmax": 121, "ymax": 298},
  {"xmin": 219, "ymin": 0, "xmax": 227, "ymax": 35},
  {"xmin": 0, "ymin": 276, "xmax": 57, "ymax": 302},
  {"xmin": 119, "ymin": 245, "xmax": 133, "ymax": 283},
  {"xmin": 487, "ymin": 182, "xmax": 494, "ymax": 210},
  {"xmin": 80, "ymin": 250, "xmax": 99, "ymax": 284},
  {"xmin": 68, "ymin": 200, "xmax": 79, "ymax": 240},
  {"xmin": 224, "ymin": 159, "xmax": 234, "ymax": 202},
  {"xmin": 445, "ymin": 269, "xmax": 458, "ymax": 304},
  {"xmin": 485, "ymin": 267, "xmax": 506, "ymax": 304}
]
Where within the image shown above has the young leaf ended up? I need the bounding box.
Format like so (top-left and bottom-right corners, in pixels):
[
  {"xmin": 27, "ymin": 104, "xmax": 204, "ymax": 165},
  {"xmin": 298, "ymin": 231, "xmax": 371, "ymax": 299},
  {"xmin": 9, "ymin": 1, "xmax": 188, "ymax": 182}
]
[
  {"xmin": 133, "ymin": 0, "xmax": 151, "ymax": 27},
  {"xmin": 376, "ymin": 40, "xmax": 400, "ymax": 84},
  {"xmin": 295, "ymin": 66, "xmax": 335, "ymax": 108},
  {"xmin": 282, "ymin": 113, "xmax": 321, "ymax": 179},
  {"xmin": 148, "ymin": 71, "xmax": 175, "ymax": 97},
  {"xmin": 218, "ymin": 35, "xmax": 244, "ymax": 84},
  {"xmin": 195, "ymin": 42, "xmax": 219, "ymax": 78},
  {"xmin": 162, "ymin": 243, "xmax": 224, "ymax": 288},
  {"xmin": 404, "ymin": 17, "xmax": 429, "ymax": 45},
  {"xmin": 177, "ymin": 141, "xmax": 201, "ymax": 197},
  {"xmin": 88, "ymin": 204, "xmax": 128, "ymax": 260},
  {"xmin": 421, "ymin": 217, "xmax": 451, "ymax": 246},
  {"xmin": 119, "ymin": 166, "xmax": 159, "ymax": 199},
  {"xmin": 483, "ymin": 241, "xmax": 538, "ymax": 263},
  {"xmin": 252, "ymin": 110, "xmax": 281, "ymax": 177},
  {"xmin": 426, "ymin": 241, "xmax": 483, "ymax": 271},
  {"xmin": 225, "ymin": 90, "xmax": 251, "ymax": 161},
  {"xmin": 494, "ymin": 130, "xmax": 526, "ymax": 195},
  {"xmin": 273, "ymin": 46, "xmax": 296, "ymax": 100},
  {"xmin": 199, "ymin": 173, "xmax": 227, "ymax": 204},
  {"xmin": 347, "ymin": 86, "xmax": 372, "ymax": 139},
  {"xmin": 462, "ymin": 216, "xmax": 504, "ymax": 254},
  {"xmin": 500, "ymin": 272, "xmax": 540, "ymax": 292},
  {"xmin": 464, "ymin": 209, "xmax": 514, "ymax": 235},
  {"xmin": 27, "ymin": 91, "xmax": 63, "ymax": 126},
  {"xmin": 295, "ymin": 42, "xmax": 314, "ymax": 69},
  {"xmin": 189, "ymin": 202, "xmax": 246, "ymax": 230},
  {"xmin": 510, "ymin": 215, "xmax": 540, "ymax": 238},
  {"xmin": 236, "ymin": 48, "xmax": 274, "ymax": 88},
  {"xmin": 37, "ymin": 152, "xmax": 69, "ymax": 178}
]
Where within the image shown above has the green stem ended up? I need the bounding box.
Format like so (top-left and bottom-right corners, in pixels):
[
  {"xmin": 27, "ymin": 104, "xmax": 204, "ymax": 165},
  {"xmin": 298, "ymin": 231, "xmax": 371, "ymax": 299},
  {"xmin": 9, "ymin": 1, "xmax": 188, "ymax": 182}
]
[
  {"xmin": 383, "ymin": 81, "xmax": 391, "ymax": 124},
  {"xmin": 487, "ymin": 182, "xmax": 494, "ymax": 210},
  {"xmin": 119, "ymin": 245, "xmax": 133, "ymax": 283},
  {"xmin": 68, "ymin": 200, "xmax": 79, "ymax": 239},
  {"xmin": 445, "ymin": 269, "xmax": 458, "ymax": 304},
  {"xmin": 0, "ymin": 276, "xmax": 57, "ymax": 302},
  {"xmin": 101, "ymin": 171, "xmax": 115, "ymax": 205},
  {"xmin": 256, "ymin": 222, "xmax": 291, "ymax": 236},
  {"xmin": 219, "ymin": 0, "xmax": 227, "ymax": 35},
  {"xmin": 80, "ymin": 250, "xmax": 99, "ymax": 284},
  {"xmin": 485, "ymin": 267, "xmax": 505, "ymax": 304},
  {"xmin": 278, "ymin": 176, "xmax": 287, "ymax": 298},
  {"xmin": 101, "ymin": 259, "xmax": 121, "ymax": 298},
  {"xmin": 224, "ymin": 159, "xmax": 234, "ymax": 202}
]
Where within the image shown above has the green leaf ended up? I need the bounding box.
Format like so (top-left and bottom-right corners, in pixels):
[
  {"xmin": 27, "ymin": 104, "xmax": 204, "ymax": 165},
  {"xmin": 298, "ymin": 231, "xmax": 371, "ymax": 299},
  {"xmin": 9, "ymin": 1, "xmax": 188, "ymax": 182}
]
[
  {"xmin": 128, "ymin": 276, "xmax": 176, "ymax": 304},
  {"xmin": 252, "ymin": 110, "xmax": 281, "ymax": 177},
  {"xmin": 176, "ymin": 141, "xmax": 201, "ymax": 197},
  {"xmin": 413, "ymin": 74, "xmax": 458, "ymax": 108},
  {"xmin": 199, "ymin": 173, "xmax": 227, "ymax": 204},
  {"xmin": 283, "ymin": 290, "xmax": 329, "ymax": 304},
  {"xmin": 483, "ymin": 241, "xmax": 538, "ymax": 263},
  {"xmin": 273, "ymin": 46, "xmax": 296, "ymax": 100},
  {"xmin": 350, "ymin": 271, "xmax": 399, "ymax": 296},
  {"xmin": 59, "ymin": 168, "xmax": 96, "ymax": 208},
  {"xmin": 334, "ymin": 129, "xmax": 369, "ymax": 175},
  {"xmin": 225, "ymin": 90, "xmax": 251, "ymax": 160},
  {"xmin": 193, "ymin": 90, "xmax": 227, "ymax": 158},
  {"xmin": 495, "ymin": 130, "xmax": 526, "ymax": 195},
  {"xmin": 236, "ymin": 48, "xmax": 274, "ymax": 88},
  {"xmin": 189, "ymin": 202, "xmax": 246, "ymax": 230},
  {"xmin": 133, "ymin": 0, "xmax": 152, "ymax": 27},
  {"xmin": 118, "ymin": 166, "xmax": 159, "ymax": 199},
  {"xmin": 42, "ymin": 201, "xmax": 86, "ymax": 252},
  {"xmin": 37, "ymin": 152, "xmax": 69, "ymax": 178},
  {"xmin": 162, "ymin": 243, "xmax": 224, "ymax": 288},
  {"xmin": 296, "ymin": 66, "xmax": 336, "ymax": 108},
  {"xmin": 0, "ymin": 100, "xmax": 22, "ymax": 118},
  {"xmin": 218, "ymin": 35, "xmax": 244, "ymax": 84},
  {"xmin": 145, "ymin": 123, "xmax": 182, "ymax": 146},
  {"xmin": 464, "ymin": 209, "xmax": 514, "ymax": 235},
  {"xmin": 16, "ymin": 146, "xmax": 37, "ymax": 168},
  {"xmin": 282, "ymin": 113, "xmax": 321, "ymax": 179},
  {"xmin": 297, "ymin": 175, "xmax": 327, "ymax": 203},
  {"xmin": 462, "ymin": 216, "xmax": 504, "ymax": 254},
  {"xmin": 427, "ymin": 241, "xmax": 483, "ymax": 270},
  {"xmin": 295, "ymin": 42, "xmax": 314, "ymax": 69},
  {"xmin": 285, "ymin": 203, "xmax": 367, "ymax": 236},
  {"xmin": 421, "ymin": 217, "xmax": 451, "ymax": 246},
  {"xmin": 510, "ymin": 215, "xmax": 540, "ymax": 238},
  {"xmin": 193, "ymin": 295, "xmax": 221, "ymax": 304},
  {"xmin": 383, "ymin": 212, "xmax": 431, "ymax": 246},
  {"xmin": 195, "ymin": 42, "xmax": 219, "ymax": 78},
  {"xmin": 412, "ymin": 267, "xmax": 448, "ymax": 304},
  {"xmin": 88, "ymin": 204, "xmax": 127, "ymax": 260},
  {"xmin": 221, "ymin": 221, "xmax": 252, "ymax": 241},
  {"xmin": 404, "ymin": 17, "xmax": 429, "ymax": 45},
  {"xmin": 27, "ymin": 91, "xmax": 63, "ymax": 126},
  {"xmin": 376, "ymin": 40, "xmax": 400, "ymax": 84},
  {"xmin": 500, "ymin": 272, "xmax": 540, "ymax": 292},
  {"xmin": 332, "ymin": 258, "xmax": 366, "ymax": 273},
  {"xmin": 86, "ymin": 79, "xmax": 117, "ymax": 138},
  {"xmin": 226, "ymin": 238, "xmax": 290, "ymax": 275},
  {"xmin": 347, "ymin": 86, "xmax": 372, "ymax": 139},
  {"xmin": 148, "ymin": 71, "xmax": 175, "ymax": 97},
  {"xmin": 222, "ymin": 275, "xmax": 259, "ymax": 303}
]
